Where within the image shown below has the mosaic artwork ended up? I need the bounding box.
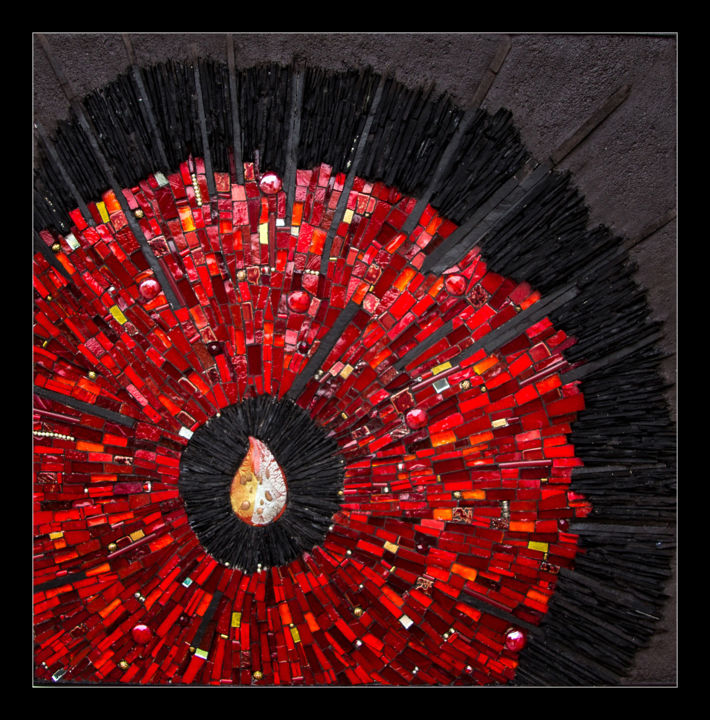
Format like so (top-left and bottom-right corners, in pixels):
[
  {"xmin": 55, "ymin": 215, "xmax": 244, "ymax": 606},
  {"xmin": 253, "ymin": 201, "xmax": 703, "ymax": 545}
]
[{"xmin": 33, "ymin": 55, "xmax": 675, "ymax": 686}]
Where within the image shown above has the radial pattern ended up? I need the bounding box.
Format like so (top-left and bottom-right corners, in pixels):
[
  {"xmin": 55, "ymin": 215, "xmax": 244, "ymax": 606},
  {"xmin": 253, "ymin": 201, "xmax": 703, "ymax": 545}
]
[{"xmin": 33, "ymin": 155, "xmax": 593, "ymax": 685}]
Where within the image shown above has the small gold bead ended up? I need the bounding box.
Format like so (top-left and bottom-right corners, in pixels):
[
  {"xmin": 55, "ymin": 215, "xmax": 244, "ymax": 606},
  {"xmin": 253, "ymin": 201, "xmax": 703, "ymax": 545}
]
[
  {"xmin": 353, "ymin": 607, "xmax": 363, "ymax": 617},
  {"xmin": 252, "ymin": 670, "xmax": 263, "ymax": 681},
  {"xmin": 108, "ymin": 542, "xmax": 118, "ymax": 552},
  {"xmin": 453, "ymin": 491, "xmax": 462, "ymax": 499},
  {"xmin": 134, "ymin": 208, "xmax": 144, "ymax": 218},
  {"xmin": 51, "ymin": 242, "xmax": 61, "ymax": 253},
  {"xmin": 88, "ymin": 371, "xmax": 97, "ymax": 380},
  {"xmin": 459, "ymin": 379, "xmax": 471, "ymax": 391},
  {"xmin": 118, "ymin": 660, "xmax": 129, "ymax": 670}
]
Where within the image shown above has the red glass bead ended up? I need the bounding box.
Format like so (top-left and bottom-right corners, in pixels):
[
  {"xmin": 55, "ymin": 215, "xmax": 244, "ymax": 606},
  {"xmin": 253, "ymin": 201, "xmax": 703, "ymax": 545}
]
[
  {"xmin": 138, "ymin": 277, "xmax": 161, "ymax": 300},
  {"xmin": 504, "ymin": 628, "xmax": 526, "ymax": 651},
  {"xmin": 405, "ymin": 408, "xmax": 428, "ymax": 429},
  {"xmin": 259, "ymin": 172, "xmax": 282, "ymax": 195},
  {"xmin": 444, "ymin": 274, "xmax": 467, "ymax": 295},
  {"xmin": 131, "ymin": 623, "xmax": 152, "ymax": 645},
  {"xmin": 288, "ymin": 290, "xmax": 311, "ymax": 313}
]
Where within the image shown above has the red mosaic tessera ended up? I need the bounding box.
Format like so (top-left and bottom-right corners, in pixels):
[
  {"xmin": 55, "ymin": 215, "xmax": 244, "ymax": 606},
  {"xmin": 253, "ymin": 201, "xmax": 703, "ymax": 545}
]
[{"xmin": 33, "ymin": 156, "xmax": 592, "ymax": 686}]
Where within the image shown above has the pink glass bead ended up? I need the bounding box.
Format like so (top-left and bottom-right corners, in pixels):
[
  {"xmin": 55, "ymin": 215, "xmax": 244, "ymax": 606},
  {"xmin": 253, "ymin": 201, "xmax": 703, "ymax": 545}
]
[
  {"xmin": 504, "ymin": 628, "xmax": 526, "ymax": 651},
  {"xmin": 405, "ymin": 408, "xmax": 428, "ymax": 430},
  {"xmin": 138, "ymin": 277, "xmax": 161, "ymax": 300},
  {"xmin": 259, "ymin": 172, "xmax": 282, "ymax": 195},
  {"xmin": 288, "ymin": 290, "xmax": 311, "ymax": 313}
]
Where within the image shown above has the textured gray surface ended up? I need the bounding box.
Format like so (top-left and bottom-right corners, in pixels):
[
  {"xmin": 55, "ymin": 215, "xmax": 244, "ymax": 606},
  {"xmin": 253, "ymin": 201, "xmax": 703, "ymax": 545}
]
[{"xmin": 32, "ymin": 31, "xmax": 677, "ymax": 686}]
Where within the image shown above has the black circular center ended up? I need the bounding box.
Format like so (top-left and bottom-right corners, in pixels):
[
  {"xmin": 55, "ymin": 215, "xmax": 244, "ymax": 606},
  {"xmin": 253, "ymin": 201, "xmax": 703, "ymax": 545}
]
[{"xmin": 178, "ymin": 395, "xmax": 344, "ymax": 573}]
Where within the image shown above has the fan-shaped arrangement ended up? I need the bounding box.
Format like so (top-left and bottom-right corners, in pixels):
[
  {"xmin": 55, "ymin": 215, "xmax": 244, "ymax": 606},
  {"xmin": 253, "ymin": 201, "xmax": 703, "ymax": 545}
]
[{"xmin": 33, "ymin": 58, "xmax": 675, "ymax": 686}]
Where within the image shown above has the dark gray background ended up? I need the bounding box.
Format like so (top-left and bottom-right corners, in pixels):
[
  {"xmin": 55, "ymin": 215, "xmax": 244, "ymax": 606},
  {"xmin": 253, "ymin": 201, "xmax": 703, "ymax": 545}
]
[{"xmin": 32, "ymin": 32, "xmax": 677, "ymax": 685}]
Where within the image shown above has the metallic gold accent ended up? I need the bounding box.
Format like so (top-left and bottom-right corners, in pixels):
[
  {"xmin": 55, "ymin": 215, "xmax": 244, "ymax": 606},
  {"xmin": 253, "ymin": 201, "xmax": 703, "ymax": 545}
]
[
  {"xmin": 415, "ymin": 576, "xmax": 434, "ymax": 594},
  {"xmin": 452, "ymin": 507, "xmax": 474, "ymax": 524},
  {"xmin": 107, "ymin": 542, "xmax": 118, "ymax": 552},
  {"xmin": 528, "ymin": 541, "xmax": 549, "ymax": 554},
  {"xmin": 252, "ymin": 671, "xmax": 263, "ymax": 680},
  {"xmin": 432, "ymin": 361, "xmax": 452, "ymax": 375},
  {"xmin": 109, "ymin": 305, "xmax": 128, "ymax": 325},
  {"xmin": 88, "ymin": 371, "xmax": 97, "ymax": 380},
  {"xmin": 259, "ymin": 223, "xmax": 269, "ymax": 244},
  {"xmin": 353, "ymin": 607, "xmax": 363, "ymax": 617},
  {"xmin": 383, "ymin": 541, "xmax": 399, "ymax": 554},
  {"xmin": 118, "ymin": 660, "xmax": 129, "ymax": 670},
  {"xmin": 51, "ymin": 242, "xmax": 61, "ymax": 253},
  {"xmin": 96, "ymin": 202, "xmax": 110, "ymax": 223}
]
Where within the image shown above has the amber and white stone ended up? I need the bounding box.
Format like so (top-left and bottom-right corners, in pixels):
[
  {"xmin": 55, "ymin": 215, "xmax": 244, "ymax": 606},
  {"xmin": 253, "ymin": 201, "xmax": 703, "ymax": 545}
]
[{"xmin": 230, "ymin": 437, "xmax": 287, "ymax": 525}]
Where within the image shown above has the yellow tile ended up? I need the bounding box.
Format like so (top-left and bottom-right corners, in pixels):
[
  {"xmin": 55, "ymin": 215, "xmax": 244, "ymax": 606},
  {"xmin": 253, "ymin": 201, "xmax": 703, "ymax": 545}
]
[
  {"xmin": 528, "ymin": 541, "xmax": 549, "ymax": 554},
  {"xmin": 432, "ymin": 361, "xmax": 452, "ymax": 375},
  {"xmin": 109, "ymin": 305, "xmax": 128, "ymax": 325},
  {"xmin": 96, "ymin": 202, "xmax": 110, "ymax": 223}
]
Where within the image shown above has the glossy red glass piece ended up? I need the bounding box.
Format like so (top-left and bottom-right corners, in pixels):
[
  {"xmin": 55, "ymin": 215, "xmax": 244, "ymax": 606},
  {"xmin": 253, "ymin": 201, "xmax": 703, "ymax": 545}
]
[
  {"xmin": 444, "ymin": 274, "xmax": 467, "ymax": 296},
  {"xmin": 131, "ymin": 624, "xmax": 153, "ymax": 645},
  {"xmin": 288, "ymin": 290, "xmax": 311, "ymax": 313},
  {"xmin": 405, "ymin": 408, "xmax": 428, "ymax": 429}
]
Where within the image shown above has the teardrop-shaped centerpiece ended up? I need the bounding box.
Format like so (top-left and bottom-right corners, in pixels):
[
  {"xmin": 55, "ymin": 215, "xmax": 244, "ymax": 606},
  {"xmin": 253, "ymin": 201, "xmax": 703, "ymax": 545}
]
[
  {"xmin": 179, "ymin": 396, "xmax": 344, "ymax": 572},
  {"xmin": 230, "ymin": 436, "xmax": 288, "ymax": 526}
]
